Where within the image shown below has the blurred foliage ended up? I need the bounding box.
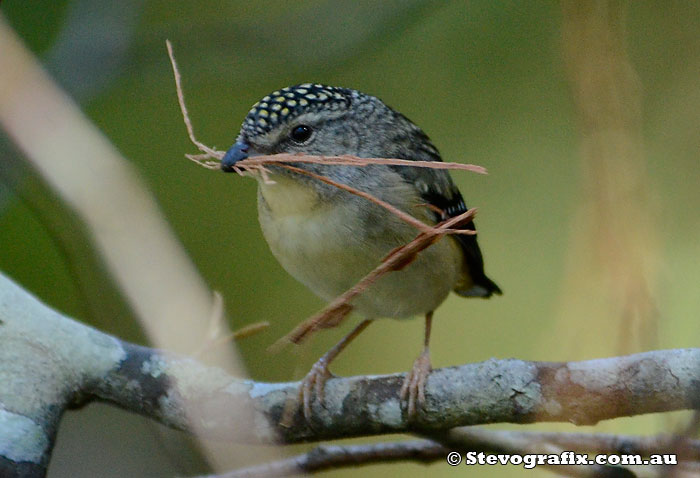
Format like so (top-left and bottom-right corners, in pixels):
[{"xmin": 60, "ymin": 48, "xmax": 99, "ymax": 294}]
[{"xmin": 1, "ymin": 1, "xmax": 699, "ymax": 477}]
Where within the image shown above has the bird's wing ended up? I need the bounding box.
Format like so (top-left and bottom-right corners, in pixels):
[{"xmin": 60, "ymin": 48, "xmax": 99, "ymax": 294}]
[
  {"xmin": 385, "ymin": 125, "xmax": 501, "ymax": 297},
  {"xmin": 381, "ymin": 109, "xmax": 501, "ymax": 297},
  {"xmin": 416, "ymin": 177, "xmax": 502, "ymax": 298}
]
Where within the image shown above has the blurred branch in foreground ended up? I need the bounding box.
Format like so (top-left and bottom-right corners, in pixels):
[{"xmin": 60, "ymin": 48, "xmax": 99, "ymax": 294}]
[
  {"xmin": 560, "ymin": 0, "xmax": 660, "ymax": 354},
  {"xmin": 0, "ymin": 14, "xmax": 269, "ymax": 473}
]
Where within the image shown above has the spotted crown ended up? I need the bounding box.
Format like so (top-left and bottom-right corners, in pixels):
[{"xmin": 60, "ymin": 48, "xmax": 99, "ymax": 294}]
[{"xmin": 241, "ymin": 84, "xmax": 353, "ymax": 137}]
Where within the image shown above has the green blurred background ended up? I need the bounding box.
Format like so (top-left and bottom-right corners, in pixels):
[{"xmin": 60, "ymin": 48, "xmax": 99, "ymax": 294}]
[{"xmin": 1, "ymin": 1, "xmax": 699, "ymax": 476}]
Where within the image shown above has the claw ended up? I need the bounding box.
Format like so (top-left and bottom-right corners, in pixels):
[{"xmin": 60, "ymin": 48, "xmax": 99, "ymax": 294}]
[
  {"xmin": 299, "ymin": 357, "xmax": 333, "ymax": 421},
  {"xmin": 287, "ymin": 320, "xmax": 372, "ymax": 424},
  {"xmin": 400, "ymin": 349, "xmax": 432, "ymax": 418}
]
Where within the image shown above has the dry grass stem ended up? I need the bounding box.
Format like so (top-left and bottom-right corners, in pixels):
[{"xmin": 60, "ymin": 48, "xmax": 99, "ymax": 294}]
[
  {"xmin": 279, "ymin": 163, "xmax": 476, "ymax": 235},
  {"xmin": 192, "ymin": 291, "xmax": 270, "ymax": 357},
  {"xmin": 271, "ymin": 207, "xmax": 477, "ymax": 349},
  {"xmin": 231, "ymin": 321, "xmax": 271, "ymax": 340},
  {"xmin": 166, "ymin": 40, "xmax": 220, "ymax": 160},
  {"xmin": 194, "ymin": 321, "xmax": 271, "ymax": 359},
  {"xmin": 167, "ymin": 41, "xmax": 486, "ymax": 346},
  {"xmin": 241, "ymin": 154, "xmax": 487, "ymax": 174}
]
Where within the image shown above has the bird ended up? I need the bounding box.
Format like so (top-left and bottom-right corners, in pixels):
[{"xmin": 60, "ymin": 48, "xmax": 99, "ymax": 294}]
[{"xmin": 221, "ymin": 83, "xmax": 501, "ymax": 420}]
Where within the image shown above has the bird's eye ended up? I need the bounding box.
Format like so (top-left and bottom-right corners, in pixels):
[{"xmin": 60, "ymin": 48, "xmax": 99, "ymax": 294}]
[{"xmin": 290, "ymin": 125, "xmax": 312, "ymax": 143}]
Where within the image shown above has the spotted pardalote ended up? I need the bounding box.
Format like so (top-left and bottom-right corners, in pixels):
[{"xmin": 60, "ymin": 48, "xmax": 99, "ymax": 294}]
[{"xmin": 221, "ymin": 83, "xmax": 501, "ymax": 419}]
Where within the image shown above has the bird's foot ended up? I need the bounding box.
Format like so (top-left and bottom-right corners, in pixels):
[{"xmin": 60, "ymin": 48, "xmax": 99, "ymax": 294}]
[
  {"xmin": 400, "ymin": 349, "xmax": 432, "ymax": 418},
  {"xmin": 299, "ymin": 356, "xmax": 334, "ymax": 422}
]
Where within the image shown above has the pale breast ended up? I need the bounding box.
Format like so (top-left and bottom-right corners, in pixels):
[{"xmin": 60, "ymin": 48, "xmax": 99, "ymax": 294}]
[{"xmin": 256, "ymin": 174, "xmax": 463, "ymax": 319}]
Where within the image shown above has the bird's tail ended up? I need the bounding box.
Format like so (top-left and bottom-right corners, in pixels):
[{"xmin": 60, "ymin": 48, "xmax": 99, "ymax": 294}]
[{"xmin": 454, "ymin": 274, "xmax": 502, "ymax": 298}]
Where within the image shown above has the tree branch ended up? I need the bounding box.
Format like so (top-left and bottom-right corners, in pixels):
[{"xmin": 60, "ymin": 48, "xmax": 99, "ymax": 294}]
[
  {"xmin": 1, "ymin": 270, "xmax": 699, "ymax": 476},
  {"xmin": 203, "ymin": 429, "xmax": 700, "ymax": 478},
  {"xmin": 198, "ymin": 440, "xmax": 444, "ymax": 478}
]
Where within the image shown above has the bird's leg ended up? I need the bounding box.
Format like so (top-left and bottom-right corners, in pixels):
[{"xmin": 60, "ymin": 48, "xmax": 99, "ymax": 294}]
[
  {"xmin": 299, "ymin": 319, "xmax": 372, "ymax": 421},
  {"xmin": 400, "ymin": 311, "xmax": 433, "ymax": 418}
]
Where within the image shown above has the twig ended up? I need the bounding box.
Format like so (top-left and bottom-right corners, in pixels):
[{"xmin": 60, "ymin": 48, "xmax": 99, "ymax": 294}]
[
  {"xmin": 201, "ymin": 429, "xmax": 700, "ymax": 478},
  {"xmin": 197, "ymin": 440, "xmax": 444, "ymax": 478}
]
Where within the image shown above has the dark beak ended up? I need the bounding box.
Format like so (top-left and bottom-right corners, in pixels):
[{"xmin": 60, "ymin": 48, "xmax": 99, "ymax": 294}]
[{"xmin": 221, "ymin": 140, "xmax": 249, "ymax": 172}]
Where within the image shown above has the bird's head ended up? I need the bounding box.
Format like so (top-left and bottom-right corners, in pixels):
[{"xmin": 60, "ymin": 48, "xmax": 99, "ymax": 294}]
[{"xmin": 221, "ymin": 84, "xmax": 440, "ymax": 172}]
